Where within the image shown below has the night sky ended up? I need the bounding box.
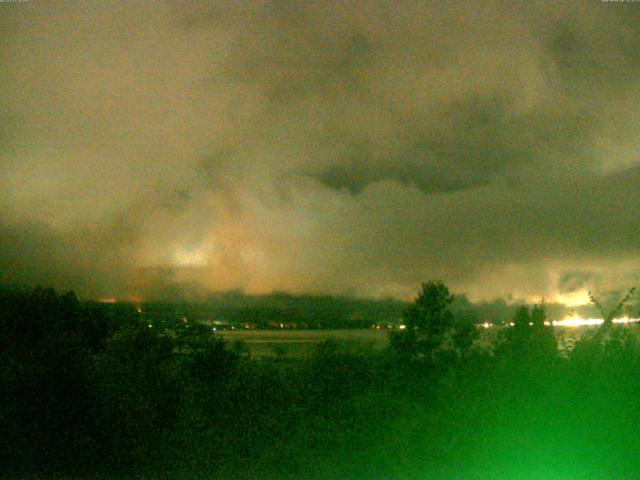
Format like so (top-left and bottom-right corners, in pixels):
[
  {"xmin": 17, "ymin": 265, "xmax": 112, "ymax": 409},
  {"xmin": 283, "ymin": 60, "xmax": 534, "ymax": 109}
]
[{"xmin": 2, "ymin": 1, "xmax": 640, "ymax": 304}]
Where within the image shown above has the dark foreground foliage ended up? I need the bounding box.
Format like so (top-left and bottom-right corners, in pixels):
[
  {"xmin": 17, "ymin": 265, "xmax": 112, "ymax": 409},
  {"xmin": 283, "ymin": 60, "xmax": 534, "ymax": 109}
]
[{"xmin": 2, "ymin": 285, "xmax": 640, "ymax": 479}]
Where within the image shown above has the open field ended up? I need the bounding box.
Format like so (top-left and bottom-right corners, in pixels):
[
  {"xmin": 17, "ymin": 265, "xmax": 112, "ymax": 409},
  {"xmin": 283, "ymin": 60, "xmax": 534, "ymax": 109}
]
[{"xmin": 217, "ymin": 325, "xmax": 619, "ymax": 358}]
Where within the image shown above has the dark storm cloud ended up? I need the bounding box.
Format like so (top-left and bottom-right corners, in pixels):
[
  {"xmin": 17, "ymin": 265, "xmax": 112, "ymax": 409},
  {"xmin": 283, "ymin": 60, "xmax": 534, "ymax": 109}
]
[
  {"xmin": 558, "ymin": 272, "xmax": 600, "ymax": 295},
  {"xmin": 0, "ymin": 218, "xmax": 134, "ymax": 297},
  {"xmin": 2, "ymin": 0, "xmax": 640, "ymax": 303},
  {"xmin": 311, "ymin": 94, "xmax": 591, "ymax": 195},
  {"xmin": 0, "ymin": 216, "xmax": 209, "ymax": 302}
]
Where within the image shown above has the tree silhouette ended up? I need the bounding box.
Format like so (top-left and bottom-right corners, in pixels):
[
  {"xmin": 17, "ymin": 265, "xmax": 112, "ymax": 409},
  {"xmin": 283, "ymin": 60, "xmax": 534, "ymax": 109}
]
[
  {"xmin": 498, "ymin": 302, "xmax": 556, "ymax": 361},
  {"xmin": 572, "ymin": 287, "xmax": 638, "ymax": 362},
  {"xmin": 391, "ymin": 281, "xmax": 475, "ymax": 362},
  {"xmin": 588, "ymin": 287, "xmax": 636, "ymax": 328},
  {"xmin": 513, "ymin": 305, "xmax": 531, "ymax": 331}
]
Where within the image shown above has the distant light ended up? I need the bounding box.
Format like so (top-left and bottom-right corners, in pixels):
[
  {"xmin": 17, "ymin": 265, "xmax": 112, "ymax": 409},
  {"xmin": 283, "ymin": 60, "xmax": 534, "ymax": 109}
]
[
  {"xmin": 148, "ymin": 324, "xmax": 152, "ymax": 328},
  {"xmin": 399, "ymin": 324, "xmax": 406, "ymax": 330},
  {"xmin": 98, "ymin": 297, "xmax": 117, "ymax": 304},
  {"xmin": 474, "ymin": 317, "xmax": 640, "ymax": 328},
  {"xmin": 212, "ymin": 327, "xmax": 217, "ymax": 331},
  {"xmin": 614, "ymin": 316, "xmax": 638, "ymax": 325},
  {"xmin": 553, "ymin": 317, "xmax": 602, "ymax": 327},
  {"xmin": 552, "ymin": 316, "xmax": 639, "ymax": 328}
]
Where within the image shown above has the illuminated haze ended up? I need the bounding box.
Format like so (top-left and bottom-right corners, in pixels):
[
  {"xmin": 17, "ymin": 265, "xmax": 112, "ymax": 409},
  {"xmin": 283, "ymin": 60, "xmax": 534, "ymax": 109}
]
[{"xmin": 2, "ymin": 0, "xmax": 640, "ymax": 304}]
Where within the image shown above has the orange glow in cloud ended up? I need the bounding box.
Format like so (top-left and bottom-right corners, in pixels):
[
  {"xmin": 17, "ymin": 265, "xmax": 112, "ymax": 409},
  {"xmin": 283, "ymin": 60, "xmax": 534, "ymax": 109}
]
[{"xmin": 97, "ymin": 297, "xmax": 117, "ymax": 304}]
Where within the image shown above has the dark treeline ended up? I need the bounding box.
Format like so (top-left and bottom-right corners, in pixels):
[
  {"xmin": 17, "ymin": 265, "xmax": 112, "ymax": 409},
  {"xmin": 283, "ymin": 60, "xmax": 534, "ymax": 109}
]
[
  {"xmin": 2, "ymin": 282, "xmax": 640, "ymax": 479},
  {"xmin": 124, "ymin": 289, "xmax": 604, "ymax": 330},
  {"xmin": 144, "ymin": 291, "xmax": 407, "ymax": 329}
]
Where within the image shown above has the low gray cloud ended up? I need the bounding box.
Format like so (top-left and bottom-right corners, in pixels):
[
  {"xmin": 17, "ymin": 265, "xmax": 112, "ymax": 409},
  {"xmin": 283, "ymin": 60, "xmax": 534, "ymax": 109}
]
[
  {"xmin": 558, "ymin": 272, "xmax": 600, "ymax": 295},
  {"xmin": 310, "ymin": 94, "xmax": 592, "ymax": 195}
]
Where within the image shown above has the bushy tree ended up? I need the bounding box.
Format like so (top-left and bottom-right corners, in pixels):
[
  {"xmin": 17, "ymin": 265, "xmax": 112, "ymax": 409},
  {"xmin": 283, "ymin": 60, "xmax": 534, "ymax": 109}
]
[
  {"xmin": 391, "ymin": 281, "xmax": 476, "ymax": 363},
  {"xmin": 588, "ymin": 287, "xmax": 636, "ymax": 328},
  {"xmin": 497, "ymin": 302, "xmax": 557, "ymax": 361},
  {"xmin": 513, "ymin": 305, "xmax": 531, "ymax": 331},
  {"xmin": 572, "ymin": 287, "xmax": 637, "ymax": 363}
]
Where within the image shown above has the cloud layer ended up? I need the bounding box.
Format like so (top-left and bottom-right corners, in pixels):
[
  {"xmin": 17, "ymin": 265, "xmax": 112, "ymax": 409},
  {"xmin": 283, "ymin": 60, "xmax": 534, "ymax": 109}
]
[{"xmin": 2, "ymin": 0, "xmax": 640, "ymax": 303}]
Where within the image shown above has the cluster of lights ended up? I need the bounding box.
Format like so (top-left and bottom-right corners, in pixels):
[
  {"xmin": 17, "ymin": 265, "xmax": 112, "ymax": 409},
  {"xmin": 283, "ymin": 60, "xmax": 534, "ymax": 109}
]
[
  {"xmin": 551, "ymin": 316, "xmax": 639, "ymax": 328},
  {"xmin": 474, "ymin": 317, "xmax": 640, "ymax": 329}
]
